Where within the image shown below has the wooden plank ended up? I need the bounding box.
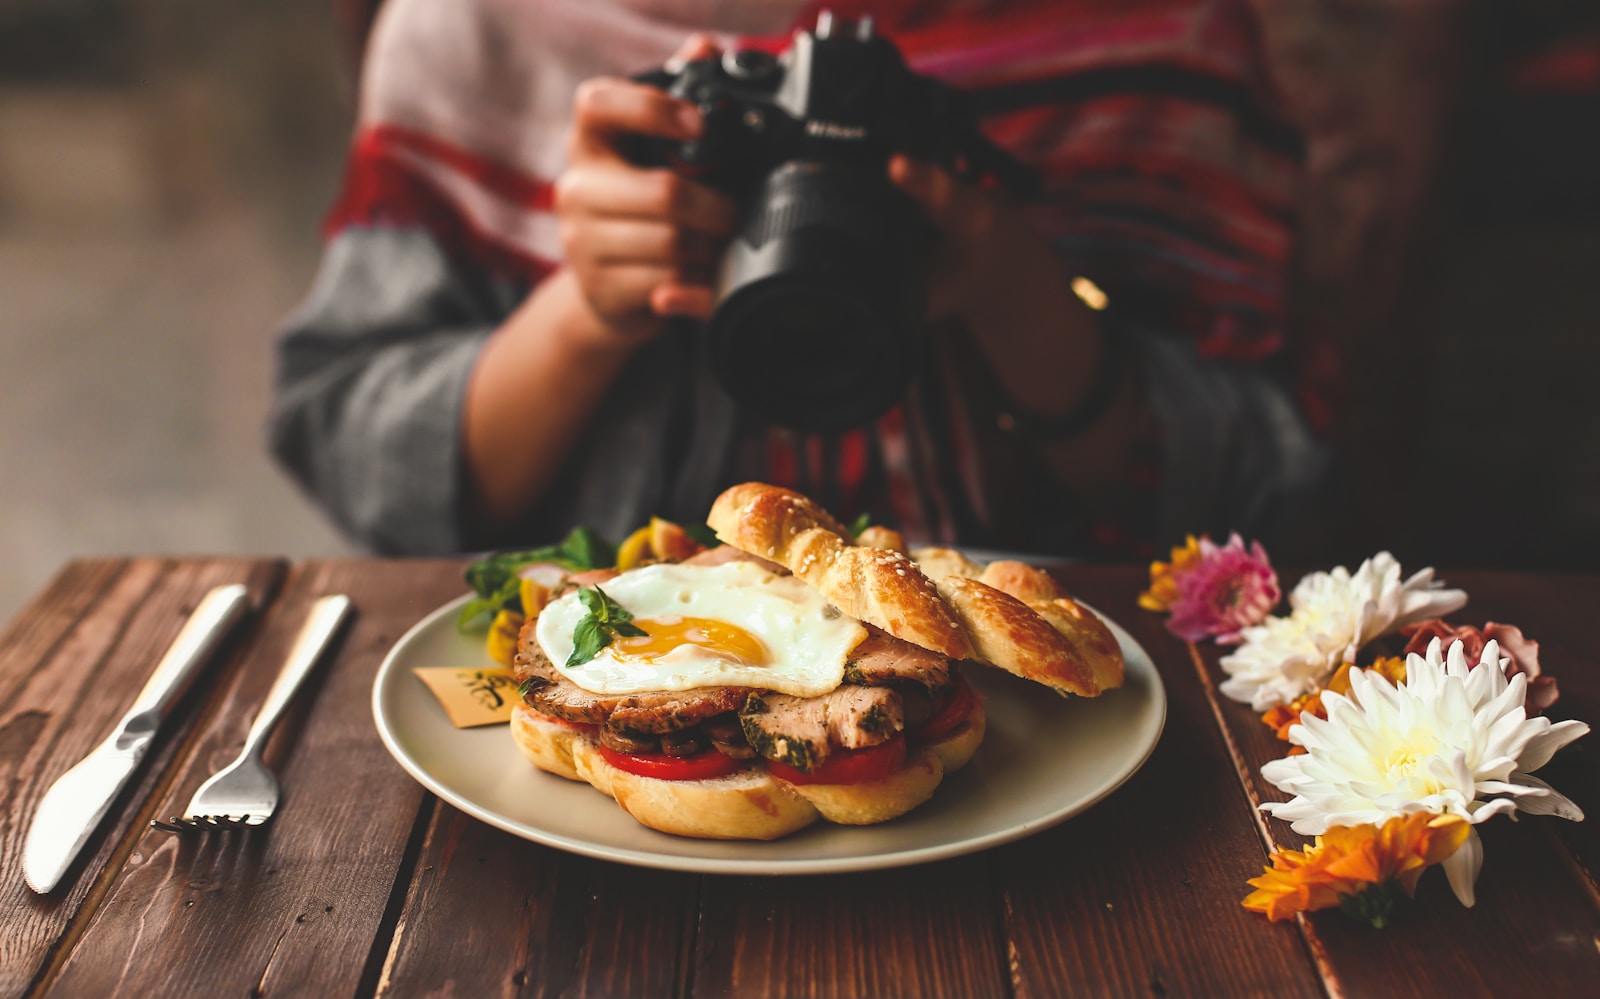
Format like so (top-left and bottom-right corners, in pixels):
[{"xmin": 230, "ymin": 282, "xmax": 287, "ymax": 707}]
[
  {"xmin": 995, "ymin": 566, "xmax": 1326, "ymax": 999},
  {"xmin": 694, "ymin": 858, "xmax": 1006, "ymax": 999},
  {"xmin": 2, "ymin": 558, "xmax": 285, "ymax": 999},
  {"xmin": 1192, "ymin": 568, "xmax": 1600, "ymax": 998},
  {"xmin": 43, "ymin": 559, "xmax": 465, "ymax": 999},
  {"xmin": 375, "ymin": 804, "xmax": 697, "ymax": 999},
  {"xmin": 0, "ymin": 560, "xmax": 128, "ymax": 708}
]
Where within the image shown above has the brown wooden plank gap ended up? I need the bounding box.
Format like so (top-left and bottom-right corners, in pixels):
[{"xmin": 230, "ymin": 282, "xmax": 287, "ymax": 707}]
[
  {"xmin": 0, "ymin": 559, "xmax": 131, "ymax": 709},
  {"xmin": 982, "ymin": 851, "xmax": 1018, "ymax": 999},
  {"xmin": 1184, "ymin": 640, "xmax": 1346, "ymax": 999},
  {"xmin": 675, "ymin": 874, "xmax": 703, "ymax": 999},
  {"xmin": 360, "ymin": 792, "xmax": 441, "ymax": 999},
  {"xmin": 23, "ymin": 558, "xmax": 288, "ymax": 999}
]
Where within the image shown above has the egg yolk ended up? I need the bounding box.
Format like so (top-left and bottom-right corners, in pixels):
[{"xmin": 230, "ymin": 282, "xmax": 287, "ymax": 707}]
[{"xmin": 612, "ymin": 616, "xmax": 770, "ymax": 667}]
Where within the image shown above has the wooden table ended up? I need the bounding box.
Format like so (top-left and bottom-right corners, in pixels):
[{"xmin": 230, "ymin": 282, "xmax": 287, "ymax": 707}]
[{"xmin": 4, "ymin": 557, "xmax": 1599, "ymax": 998}]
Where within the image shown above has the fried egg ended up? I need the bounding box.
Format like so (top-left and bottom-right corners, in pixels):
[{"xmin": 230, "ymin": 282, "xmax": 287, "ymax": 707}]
[{"xmin": 537, "ymin": 560, "xmax": 865, "ymax": 697}]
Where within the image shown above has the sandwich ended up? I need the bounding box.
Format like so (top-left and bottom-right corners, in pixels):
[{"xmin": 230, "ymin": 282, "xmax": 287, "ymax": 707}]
[{"xmin": 507, "ymin": 482, "xmax": 1125, "ymax": 840}]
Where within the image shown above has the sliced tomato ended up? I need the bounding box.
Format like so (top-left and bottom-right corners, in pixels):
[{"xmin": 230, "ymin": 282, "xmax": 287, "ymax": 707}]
[
  {"xmin": 767, "ymin": 734, "xmax": 907, "ymax": 786},
  {"xmin": 915, "ymin": 676, "xmax": 976, "ymax": 744},
  {"xmin": 598, "ymin": 744, "xmax": 741, "ymax": 781}
]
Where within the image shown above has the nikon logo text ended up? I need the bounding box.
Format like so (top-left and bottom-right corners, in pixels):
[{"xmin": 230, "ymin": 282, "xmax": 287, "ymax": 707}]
[{"xmin": 806, "ymin": 121, "xmax": 867, "ymax": 140}]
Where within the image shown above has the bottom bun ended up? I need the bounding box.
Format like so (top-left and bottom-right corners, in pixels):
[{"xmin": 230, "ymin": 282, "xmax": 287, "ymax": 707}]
[
  {"xmin": 510, "ymin": 704, "xmax": 590, "ymax": 783},
  {"xmin": 571, "ymin": 740, "xmax": 820, "ymax": 840},
  {"xmin": 782, "ymin": 749, "xmax": 944, "ymax": 825},
  {"xmin": 511, "ymin": 692, "xmax": 985, "ymax": 840},
  {"xmin": 921, "ymin": 694, "xmax": 987, "ymax": 774}
]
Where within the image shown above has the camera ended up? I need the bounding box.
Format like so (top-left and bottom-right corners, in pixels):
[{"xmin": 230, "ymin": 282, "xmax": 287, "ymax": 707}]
[{"xmin": 628, "ymin": 12, "xmax": 1034, "ymax": 433}]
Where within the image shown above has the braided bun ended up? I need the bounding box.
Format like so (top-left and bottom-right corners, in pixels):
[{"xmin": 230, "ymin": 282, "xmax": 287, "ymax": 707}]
[
  {"xmin": 708, "ymin": 484, "xmax": 973, "ymax": 660},
  {"xmin": 708, "ymin": 484, "xmax": 1124, "ymax": 697}
]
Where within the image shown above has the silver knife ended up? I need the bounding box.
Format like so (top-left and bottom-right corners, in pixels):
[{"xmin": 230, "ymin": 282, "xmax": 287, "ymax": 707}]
[{"xmin": 23, "ymin": 582, "xmax": 252, "ymax": 893}]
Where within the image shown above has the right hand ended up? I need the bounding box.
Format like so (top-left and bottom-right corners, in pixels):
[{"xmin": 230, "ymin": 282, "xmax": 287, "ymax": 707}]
[{"xmin": 554, "ymin": 35, "xmax": 737, "ymax": 344}]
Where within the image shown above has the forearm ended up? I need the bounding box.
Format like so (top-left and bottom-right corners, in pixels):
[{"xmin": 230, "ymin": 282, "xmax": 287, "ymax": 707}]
[
  {"xmin": 461, "ymin": 268, "xmax": 641, "ymax": 539},
  {"xmin": 959, "ymin": 234, "xmax": 1150, "ymax": 504}
]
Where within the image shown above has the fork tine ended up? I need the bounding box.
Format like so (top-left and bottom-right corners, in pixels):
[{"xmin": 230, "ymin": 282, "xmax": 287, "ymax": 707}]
[{"xmin": 149, "ymin": 813, "xmax": 273, "ymax": 833}]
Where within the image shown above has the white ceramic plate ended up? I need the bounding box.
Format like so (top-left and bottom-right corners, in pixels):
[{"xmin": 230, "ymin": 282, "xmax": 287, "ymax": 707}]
[{"xmin": 372, "ymin": 593, "xmax": 1166, "ymax": 875}]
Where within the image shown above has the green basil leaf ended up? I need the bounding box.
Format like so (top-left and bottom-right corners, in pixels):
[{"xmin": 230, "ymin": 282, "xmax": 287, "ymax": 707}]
[
  {"xmin": 612, "ymin": 620, "xmax": 648, "ymax": 638},
  {"xmin": 593, "ymin": 586, "xmax": 633, "ymax": 624},
  {"xmin": 567, "ymin": 618, "xmax": 610, "ymax": 668},
  {"xmin": 456, "ymin": 597, "xmax": 497, "ymax": 632},
  {"xmin": 578, "ymin": 587, "xmax": 606, "ymax": 620},
  {"xmin": 559, "ymin": 526, "xmax": 615, "ymax": 571},
  {"xmin": 848, "ymin": 511, "xmax": 872, "ymax": 537},
  {"xmin": 683, "ymin": 521, "xmax": 719, "ymax": 548}
]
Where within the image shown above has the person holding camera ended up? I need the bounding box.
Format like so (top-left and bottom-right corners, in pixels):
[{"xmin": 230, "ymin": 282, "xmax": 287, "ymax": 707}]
[{"xmin": 271, "ymin": 0, "xmax": 1324, "ymax": 559}]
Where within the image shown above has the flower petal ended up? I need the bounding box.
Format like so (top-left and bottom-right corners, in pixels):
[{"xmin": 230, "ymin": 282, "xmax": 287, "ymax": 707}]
[
  {"xmin": 1441, "ymin": 827, "xmax": 1483, "ymax": 907},
  {"xmin": 1517, "ymin": 719, "xmax": 1591, "ymax": 772},
  {"xmin": 1504, "ymin": 773, "xmax": 1586, "ymax": 820}
]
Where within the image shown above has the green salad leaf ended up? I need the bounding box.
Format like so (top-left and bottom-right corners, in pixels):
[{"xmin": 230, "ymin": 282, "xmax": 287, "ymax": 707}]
[{"xmin": 457, "ymin": 526, "xmax": 617, "ymax": 632}]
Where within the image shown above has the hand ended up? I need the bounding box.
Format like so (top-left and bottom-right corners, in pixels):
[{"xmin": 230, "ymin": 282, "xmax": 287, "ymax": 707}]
[
  {"xmin": 887, "ymin": 154, "xmax": 1046, "ymax": 325},
  {"xmin": 554, "ymin": 35, "xmax": 737, "ymax": 344}
]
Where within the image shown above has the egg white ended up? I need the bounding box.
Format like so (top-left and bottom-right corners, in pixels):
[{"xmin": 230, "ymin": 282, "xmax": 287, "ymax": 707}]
[{"xmin": 536, "ymin": 560, "xmax": 865, "ymax": 698}]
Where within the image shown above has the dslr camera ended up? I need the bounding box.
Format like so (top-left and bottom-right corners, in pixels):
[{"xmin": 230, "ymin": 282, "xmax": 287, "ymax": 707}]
[{"xmin": 629, "ymin": 12, "xmax": 1033, "ymax": 432}]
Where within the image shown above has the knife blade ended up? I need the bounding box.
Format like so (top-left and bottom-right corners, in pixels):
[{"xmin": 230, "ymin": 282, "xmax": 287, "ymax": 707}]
[{"xmin": 23, "ymin": 582, "xmax": 252, "ymax": 894}]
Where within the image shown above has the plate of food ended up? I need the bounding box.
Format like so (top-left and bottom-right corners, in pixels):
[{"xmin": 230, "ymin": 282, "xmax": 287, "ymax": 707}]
[{"xmin": 372, "ymin": 483, "xmax": 1166, "ymax": 875}]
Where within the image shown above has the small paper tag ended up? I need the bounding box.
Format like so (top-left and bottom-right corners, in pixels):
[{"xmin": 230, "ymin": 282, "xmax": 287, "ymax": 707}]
[{"xmin": 413, "ymin": 667, "xmax": 520, "ymax": 728}]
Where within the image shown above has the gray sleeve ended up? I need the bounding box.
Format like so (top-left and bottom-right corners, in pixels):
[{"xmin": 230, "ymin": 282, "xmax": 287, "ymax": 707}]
[
  {"xmin": 1136, "ymin": 326, "xmax": 1331, "ymax": 551},
  {"xmin": 267, "ymin": 229, "xmax": 504, "ymax": 555}
]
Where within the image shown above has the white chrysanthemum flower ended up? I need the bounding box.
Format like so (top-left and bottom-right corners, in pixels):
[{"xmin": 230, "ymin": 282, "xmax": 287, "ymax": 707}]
[
  {"xmin": 1219, "ymin": 552, "xmax": 1467, "ymax": 710},
  {"xmin": 1260, "ymin": 638, "xmax": 1589, "ymax": 906}
]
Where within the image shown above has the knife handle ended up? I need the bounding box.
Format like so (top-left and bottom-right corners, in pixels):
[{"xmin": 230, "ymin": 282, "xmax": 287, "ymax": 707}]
[{"xmin": 123, "ymin": 584, "xmax": 252, "ymax": 730}]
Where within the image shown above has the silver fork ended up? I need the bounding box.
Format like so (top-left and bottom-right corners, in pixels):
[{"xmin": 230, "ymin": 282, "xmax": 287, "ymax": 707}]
[{"xmin": 152, "ymin": 594, "xmax": 353, "ymax": 832}]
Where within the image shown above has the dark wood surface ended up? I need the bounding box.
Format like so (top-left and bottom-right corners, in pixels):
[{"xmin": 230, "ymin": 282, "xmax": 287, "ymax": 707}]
[{"xmin": 4, "ymin": 558, "xmax": 1597, "ymax": 998}]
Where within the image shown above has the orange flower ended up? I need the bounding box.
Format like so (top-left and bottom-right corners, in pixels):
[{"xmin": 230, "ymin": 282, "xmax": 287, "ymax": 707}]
[
  {"xmin": 1243, "ymin": 813, "xmax": 1469, "ymax": 926},
  {"xmin": 1260, "ymin": 659, "xmax": 1409, "ymax": 748},
  {"xmin": 1138, "ymin": 535, "xmax": 1202, "ymax": 612}
]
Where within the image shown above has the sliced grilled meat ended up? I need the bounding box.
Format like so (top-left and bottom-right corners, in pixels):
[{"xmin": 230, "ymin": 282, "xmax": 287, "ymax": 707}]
[
  {"xmin": 514, "ymin": 615, "xmax": 749, "ymax": 730},
  {"xmin": 741, "ymin": 686, "xmax": 903, "ymax": 772},
  {"xmin": 606, "ymin": 686, "xmax": 751, "ymax": 734},
  {"xmin": 842, "ymin": 626, "xmax": 951, "ymax": 693},
  {"xmin": 516, "ymin": 641, "xmax": 614, "ymax": 725}
]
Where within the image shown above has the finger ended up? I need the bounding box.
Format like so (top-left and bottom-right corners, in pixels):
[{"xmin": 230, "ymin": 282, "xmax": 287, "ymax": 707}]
[
  {"xmin": 665, "ymin": 33, "xmax": 720, "ymax": 72},
  {"xmin": 650, "ymin": 282, "xmax": 716, "ymax": 319},
  {"xmin": 888, "ymin": 155, "xmax": 957, "ymax": 220},
  {"xmin": 557, "ymin": 164, "xmax": 737, "ymax": 236},
  {"xmin": 576, "ymin": 261, "xmax": 681, "ymax": 318},
  {"xmin": 572, "ymin": 77, "xmax": 702, "ymax": 155},
  {"xmin": 575, "ymin": 218, "xmax": 721, "ymax": 267}
]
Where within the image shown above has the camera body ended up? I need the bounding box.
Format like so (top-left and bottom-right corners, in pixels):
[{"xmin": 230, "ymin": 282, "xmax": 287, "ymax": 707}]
[{"xmin": 629, "ymin": 14, "xmax": 1032, "ymax": 433}]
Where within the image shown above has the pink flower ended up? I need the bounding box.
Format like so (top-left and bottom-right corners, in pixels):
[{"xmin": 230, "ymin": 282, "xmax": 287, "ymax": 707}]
[
  {"xmin": 1401, "ymin": 620, "xmax": 1559, "ymax": 714},
  {"xmin": 1164, "ymin": 534, "xmax": 1281, "ymax": 644}
]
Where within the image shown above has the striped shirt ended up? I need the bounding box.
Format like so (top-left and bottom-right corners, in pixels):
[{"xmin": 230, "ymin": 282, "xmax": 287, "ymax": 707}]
[{"xmin": 272, "ymin": 0, "xmax": 1323, "ymax": 557}]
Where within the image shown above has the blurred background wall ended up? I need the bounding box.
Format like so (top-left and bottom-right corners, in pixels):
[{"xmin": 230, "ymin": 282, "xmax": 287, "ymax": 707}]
[
  {"xmin": 0, "ymin": 0, "xmax": 355, "ymax": 621},
  {"xmin": 0, "ymin": 0, "xmax": 1596, "ymax": 626}
]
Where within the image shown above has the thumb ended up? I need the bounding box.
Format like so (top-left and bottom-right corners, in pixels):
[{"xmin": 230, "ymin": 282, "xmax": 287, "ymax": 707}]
[{"xmin": 666, "ymin": 33, "xmax": 721, "ymax": 72}]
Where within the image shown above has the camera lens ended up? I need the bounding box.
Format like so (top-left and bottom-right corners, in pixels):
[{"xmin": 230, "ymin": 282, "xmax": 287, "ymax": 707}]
[{"xmin": 707, "ymin": 162, "xmax": 928, "ymax": 433}]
